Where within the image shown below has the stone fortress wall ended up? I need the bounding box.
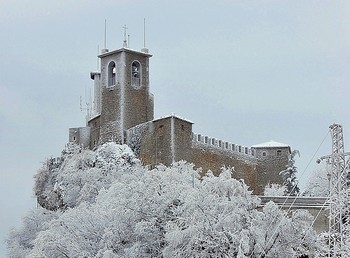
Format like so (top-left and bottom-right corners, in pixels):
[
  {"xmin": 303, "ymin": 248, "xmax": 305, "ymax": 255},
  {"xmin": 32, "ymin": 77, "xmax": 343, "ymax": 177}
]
[
  {"xmin": 68, "ymin": 42, "xmax": 330, "ymax": 233},
  {"xmin": 69, "ymin": 44, "xmax": 293, "ymax": 195}
]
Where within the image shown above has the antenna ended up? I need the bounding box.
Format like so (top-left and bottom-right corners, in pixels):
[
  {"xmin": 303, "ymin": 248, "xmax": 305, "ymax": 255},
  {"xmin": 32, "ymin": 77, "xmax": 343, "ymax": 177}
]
[
  {"xmin": 141, "ymin": 18, "xmax": 149, "ymax": 53},
  {"xmin": 80, "ymin": 87, "xmax": 92, "ymax": 122},
  {"xmin": 143, "ymin": 18, "xmax": 146, "ymax": 48},
  {"xmin": 80, "ymin": 96, "xmax": 83, "ymax": 111},
  {"xmin": 128, "ymin": 34, "xmax": 130, "ymax": 48},
  {"xmin": 97, "ymin": 45, "xmax": 99, "ymax": 70},
  {"xmin": 104, "ymin": 19, "xmax": 107, "ymax": 49}
]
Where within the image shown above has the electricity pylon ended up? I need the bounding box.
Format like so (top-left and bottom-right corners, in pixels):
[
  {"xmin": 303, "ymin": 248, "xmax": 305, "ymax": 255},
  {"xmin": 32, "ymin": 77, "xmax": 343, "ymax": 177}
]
[{"xmin": 317, "ymin": 124, "xmax": 350, "ymax": 257}]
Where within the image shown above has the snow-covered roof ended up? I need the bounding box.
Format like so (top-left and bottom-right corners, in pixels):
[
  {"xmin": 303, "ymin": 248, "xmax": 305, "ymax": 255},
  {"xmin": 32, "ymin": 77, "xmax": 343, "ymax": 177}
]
[
  {"xmin": 98, "ymin": 47, "xmax": 152, "ymax": 58},
  {"xmin": 153, "ymin": 114, "xmax": 194, "ymax": 124},
  {"xmin": 251, "ymin": 140, "xmax": 290, "ymax": 148}
]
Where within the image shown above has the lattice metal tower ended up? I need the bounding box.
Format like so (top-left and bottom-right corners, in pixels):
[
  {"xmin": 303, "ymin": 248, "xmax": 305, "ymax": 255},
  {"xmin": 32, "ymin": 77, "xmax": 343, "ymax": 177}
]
[{"xmin": 318, "ymin": 124, "xmax": 350, "ymax": 257}]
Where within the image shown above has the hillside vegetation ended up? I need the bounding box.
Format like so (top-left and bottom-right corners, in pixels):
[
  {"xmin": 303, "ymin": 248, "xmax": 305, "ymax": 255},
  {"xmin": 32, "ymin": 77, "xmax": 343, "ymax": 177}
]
[{"xmin": 7, "ymin": 143, "xmax": 320, "ymax": 257}]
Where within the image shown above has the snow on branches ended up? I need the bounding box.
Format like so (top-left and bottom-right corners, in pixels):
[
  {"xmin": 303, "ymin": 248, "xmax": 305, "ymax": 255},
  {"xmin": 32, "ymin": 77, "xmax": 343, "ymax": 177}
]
[
  {"xmin": 8, "ymin": 143, "xmax": 320, "ymax": 257},
  {"xmin": 279, "ymin": 150, "xmax": 300, "ymax": 196}
]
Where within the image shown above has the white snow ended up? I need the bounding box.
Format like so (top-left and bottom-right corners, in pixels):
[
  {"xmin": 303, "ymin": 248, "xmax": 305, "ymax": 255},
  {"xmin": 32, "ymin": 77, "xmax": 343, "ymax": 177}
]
[
  {"xmin": 152, "ymin": 113, "xmax": 194, "ymax": 124},
  {"xmin": 251, "ymin": 140, "xmax": 290, "ymax": 148}
]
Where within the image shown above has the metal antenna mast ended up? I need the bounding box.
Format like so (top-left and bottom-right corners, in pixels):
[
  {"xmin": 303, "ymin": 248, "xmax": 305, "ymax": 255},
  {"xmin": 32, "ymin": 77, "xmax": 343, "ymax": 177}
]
[
  {"xmin": 143, "ymin": 18, "xmax": 146, "ymax": 48},
  {"xmin": 317, "ymin": 124, "xmax": 350, "ymax": 256},
  {"xmin": 104, "ymin": 19, "xmax": 107, "ymax": 49}
]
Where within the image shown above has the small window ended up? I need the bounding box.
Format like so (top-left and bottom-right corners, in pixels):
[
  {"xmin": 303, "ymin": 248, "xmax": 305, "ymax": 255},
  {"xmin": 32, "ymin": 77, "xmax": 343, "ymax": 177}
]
[
  {"xmin": 245, "ymin": 147, "xmax": 248, "ymax": 154},
  {"xmin": 131, "ymin": 61, "xmax": 141, "ymax": 87},
  {"xmin": 158, "ymin": 125, "xmax": 164, "ymax": 135},
  {"xmin": 277, "ymin": 150, "xmax": 282, "ymax": 156},
  {"xmin": 73, "ymin": 136, "xmax": 76, "ymax": 141},
  {"xmin": 108, "ymin": 61, "xmax": 116, "ymax": 86},
  {"xmin": 211, "ymin": 138, "xmax": 215, "ymax": 145},
  {"xmin": 262, "ymin": 152, "xmax": 267, "ymax": 157},
  {"xmin": 238, "ymin": 146, "xmax": 242, "ymax": 152},
  {"xmin": 231, "ymin": 144, "xmax": 235, "ymax": 151},
  {"xmin": 204, "ymin": 136, "xmax": 208, "ymax": 144}
]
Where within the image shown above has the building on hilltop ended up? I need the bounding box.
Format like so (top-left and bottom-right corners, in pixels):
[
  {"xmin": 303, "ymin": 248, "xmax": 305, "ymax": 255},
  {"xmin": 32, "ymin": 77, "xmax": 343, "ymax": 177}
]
[{"xmin": 69, "ymin": 42, "xmax": 291, "ymax": 194}]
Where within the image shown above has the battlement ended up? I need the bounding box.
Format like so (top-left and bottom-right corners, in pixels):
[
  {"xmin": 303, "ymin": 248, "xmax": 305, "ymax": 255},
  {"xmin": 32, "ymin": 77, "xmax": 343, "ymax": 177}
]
[{"xmin": 192, "ymin": 133, "xmax": 256, "ymax": 158}]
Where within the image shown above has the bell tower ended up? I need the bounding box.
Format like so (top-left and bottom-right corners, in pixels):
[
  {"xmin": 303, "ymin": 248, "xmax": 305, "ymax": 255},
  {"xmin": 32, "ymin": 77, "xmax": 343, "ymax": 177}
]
[{"xmin": 87, "ymin": 44, "xmax": 154, "ymax": 147}]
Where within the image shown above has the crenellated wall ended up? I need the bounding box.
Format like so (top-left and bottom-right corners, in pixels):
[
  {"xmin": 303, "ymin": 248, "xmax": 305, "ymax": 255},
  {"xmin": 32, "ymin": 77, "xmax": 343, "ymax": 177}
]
[
  {"xmin": 191, "ymin": 133, "xmax": 259, "ymax": 193},
  {"xmin": 192, "ymin": 133, "xmax": 256, "ymax": 158}
]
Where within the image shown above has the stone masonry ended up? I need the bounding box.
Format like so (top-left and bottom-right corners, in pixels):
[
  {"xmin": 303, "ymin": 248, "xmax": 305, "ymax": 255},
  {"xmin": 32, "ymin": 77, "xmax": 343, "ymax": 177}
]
[{"xmin": 69, "ymin": 44, "xmax": 292, "ymax": 195}]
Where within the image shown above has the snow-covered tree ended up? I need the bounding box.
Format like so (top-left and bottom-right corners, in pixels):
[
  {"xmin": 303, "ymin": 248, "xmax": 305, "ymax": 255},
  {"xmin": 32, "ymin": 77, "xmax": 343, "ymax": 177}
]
[
  {"xmin": 34, "ymin": 142, "xmax": 142, "ymax": 210},
  {"xmin": 280, "ymin": 150, "xmax": 300, "ymax": 196},
  {"xmin": 7, "ymin": 143, "xmax": 320, "ymax": 257},
  {"xmin": 303, "ymin": 164, "xmax": 330, "ymax": 197},
  {"xmin": 6, "ymin": 208, "xmax": 58, "ymax": 258},
  {"xmin": 263, "ymin": 183, "xmax": 286, "ymax": 196}
]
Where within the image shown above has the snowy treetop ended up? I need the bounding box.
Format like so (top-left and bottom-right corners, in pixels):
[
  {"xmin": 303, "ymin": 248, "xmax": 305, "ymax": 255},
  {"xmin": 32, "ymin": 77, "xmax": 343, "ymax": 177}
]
[{"xmin": 6, "ymin": 142, "xmax": 322, "ymax": 257}]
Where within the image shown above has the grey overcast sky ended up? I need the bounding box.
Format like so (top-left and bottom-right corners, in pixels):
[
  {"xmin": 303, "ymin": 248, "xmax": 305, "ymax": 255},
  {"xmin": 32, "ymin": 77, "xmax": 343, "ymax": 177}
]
[{"xmin": 1, "ymin": 1, "xmax": 349, "ymax": 256}]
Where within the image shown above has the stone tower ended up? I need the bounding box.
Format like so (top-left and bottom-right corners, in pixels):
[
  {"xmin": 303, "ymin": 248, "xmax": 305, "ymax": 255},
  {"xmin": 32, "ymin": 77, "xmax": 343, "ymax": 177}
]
[
  {"xmin": 251, "ymin": 141, "xmax": 291, "ymax": 193},
  {"xmin": 87, "ymin": 46, "xmax": 154, "ymax": 148}
]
